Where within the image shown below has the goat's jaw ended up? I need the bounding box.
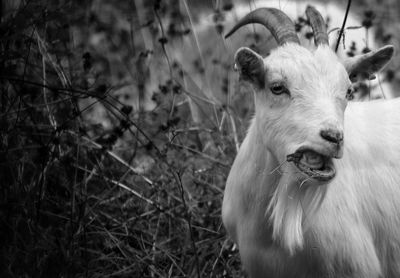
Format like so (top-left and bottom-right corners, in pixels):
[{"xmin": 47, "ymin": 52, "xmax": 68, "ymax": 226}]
[{"xmin": 287, "ymin": 148, "xmax": 336, "ymax": 182}]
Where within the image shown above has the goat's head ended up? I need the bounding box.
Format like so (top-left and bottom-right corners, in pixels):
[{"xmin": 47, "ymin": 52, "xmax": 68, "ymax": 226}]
[{"xmin": 226, "ymin": 6, "xmax": 394, "ymax": 184}]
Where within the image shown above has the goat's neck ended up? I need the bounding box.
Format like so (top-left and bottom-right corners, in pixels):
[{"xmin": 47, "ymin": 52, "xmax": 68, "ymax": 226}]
[
  {"xmin": 238, "ymin": 119, "xmax": 279, "ymax": 200},
  {"xmin": 223, "ymin": 118, "xmax": 281, "ymax": 242}
]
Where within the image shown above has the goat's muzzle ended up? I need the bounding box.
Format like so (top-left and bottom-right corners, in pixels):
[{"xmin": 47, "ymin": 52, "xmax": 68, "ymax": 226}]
[
  {"xmin": 287, "ymin": 147, "xmax": 336, "ymax": 182},
  {"xmin": 320, "ymin": 128, "xmax": 344, "ymax": 158}
]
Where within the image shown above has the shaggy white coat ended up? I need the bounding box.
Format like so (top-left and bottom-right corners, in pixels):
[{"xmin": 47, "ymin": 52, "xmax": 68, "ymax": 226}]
[{"xmin": 222, "ymin": 44, "xmax": 400, "ymax": 278}]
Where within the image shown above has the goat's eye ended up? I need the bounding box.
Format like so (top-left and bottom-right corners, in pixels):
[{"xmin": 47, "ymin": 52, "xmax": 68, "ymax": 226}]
[
  {"xmin": 270, "ymin": 83, "xmax": 287, "ymax": 95},
  {"xmin": 346, "ymin": 87, "xmax": 354, "ymax": 100}
]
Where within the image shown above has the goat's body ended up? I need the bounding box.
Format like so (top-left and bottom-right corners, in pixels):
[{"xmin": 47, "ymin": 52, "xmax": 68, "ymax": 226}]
[{"xmin": 222, "ymin": 98, "xmax": 400, "ymax": 277}]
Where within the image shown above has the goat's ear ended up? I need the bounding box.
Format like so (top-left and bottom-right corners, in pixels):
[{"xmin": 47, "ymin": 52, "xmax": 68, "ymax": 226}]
[
  {"xmin": 234, "ymin": 47, "xmax": 265, "ymax": 88},
  {"xmin": 344, "ymin": 45, "xmax": 394, "ymax": 82}
]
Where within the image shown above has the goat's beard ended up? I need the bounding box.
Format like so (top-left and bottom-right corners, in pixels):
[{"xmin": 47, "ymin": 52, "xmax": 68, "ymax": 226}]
[{"xmin": 267, "ymin": 163, "xmax": 328, "ymax": 255}]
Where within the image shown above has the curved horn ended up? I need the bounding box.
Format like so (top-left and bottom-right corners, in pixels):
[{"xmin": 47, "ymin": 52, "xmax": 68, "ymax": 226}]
[
  {"xmin": 305, "ymin": 6, "xmax": 329, "ymax": 46},
  {"xmin": 225, "ymin": 8, "xmax": 300, "ymax": 45}
]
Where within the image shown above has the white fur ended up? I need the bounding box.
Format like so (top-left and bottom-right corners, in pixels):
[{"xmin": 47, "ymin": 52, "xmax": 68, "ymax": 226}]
[{"xmin": 222, "ymin": 41, "xmax": 400, "ymax": 277}]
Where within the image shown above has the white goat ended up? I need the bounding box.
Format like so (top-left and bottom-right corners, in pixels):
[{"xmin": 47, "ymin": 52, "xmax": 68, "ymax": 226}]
[{"xmin": 222, "ymin": 6, "xmax": 400, "ymax": 278}]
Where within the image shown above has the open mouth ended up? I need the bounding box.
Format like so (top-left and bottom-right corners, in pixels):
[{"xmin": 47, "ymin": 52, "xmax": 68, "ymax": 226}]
[{"xmin": 287, "ymin": 148, "xmax": 336, "ymax": 181}]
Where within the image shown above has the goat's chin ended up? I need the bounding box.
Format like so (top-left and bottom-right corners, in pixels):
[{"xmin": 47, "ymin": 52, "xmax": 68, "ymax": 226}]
[{"xmin": 267, "ymin": 164, "xmax": 328, "ymax": 255}]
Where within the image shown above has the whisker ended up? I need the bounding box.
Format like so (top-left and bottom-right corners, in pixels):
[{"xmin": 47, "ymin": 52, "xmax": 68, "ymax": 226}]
[{"xmin": 269, "ymin": 160, "xmax": 288, "ymax": 175}]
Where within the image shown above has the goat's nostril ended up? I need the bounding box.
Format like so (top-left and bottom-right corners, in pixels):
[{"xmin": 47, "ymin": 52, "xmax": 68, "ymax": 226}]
[{"xmin": 320, "ymin": 129, "xmax": 343, "ymax": 144}]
